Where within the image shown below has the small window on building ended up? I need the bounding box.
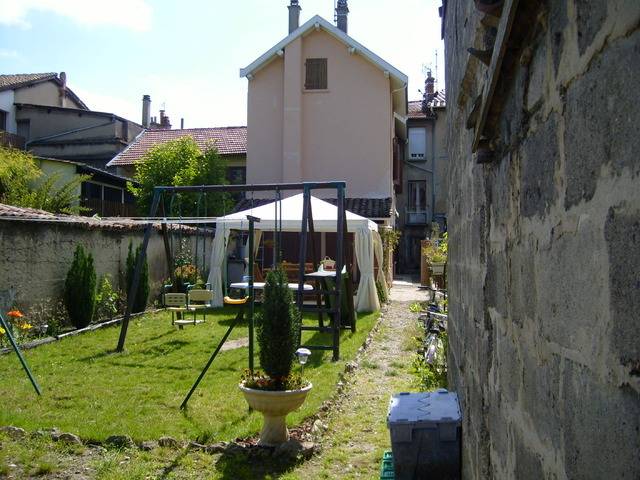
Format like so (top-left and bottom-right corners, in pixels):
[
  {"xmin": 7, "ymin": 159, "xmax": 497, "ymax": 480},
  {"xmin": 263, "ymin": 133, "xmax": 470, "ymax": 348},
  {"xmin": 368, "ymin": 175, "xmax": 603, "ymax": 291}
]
[
  {"xmin": 17, "ymin": 120, "xmax": 30, "ymax": 141},
  {"xmin": 0, "ymin": 110, "xmax": 7, "ymax": 131},
  {"xmin": 407, "ymin": 180, "xmax": 428, "ymax": 224},
  {"xmin": 305, "ymin": 58, "xmax": 328, "ymax": 90},
  {"xmin": 408, "ymin": 127, "xmax": 426, "ymax": 160}
]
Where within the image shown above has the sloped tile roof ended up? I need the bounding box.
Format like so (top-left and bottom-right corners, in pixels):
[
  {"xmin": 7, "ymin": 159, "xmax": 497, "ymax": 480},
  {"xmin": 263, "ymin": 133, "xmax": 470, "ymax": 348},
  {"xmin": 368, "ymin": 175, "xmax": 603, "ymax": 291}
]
[
  {"xmin": 107, "ymin": 127, "xmax": 247, "ymax": 167},
  {"xmin": 408, "ymin": 91, "xmax": 447, "ymax": 118},
  {"xmin": 0, "ymin": 73, "xmax": 57, "ymax": 91},
  {"xmin": 0, "ymin": 72, "xmax": 88, "ymax": 109},
  {"xmin": 0, "ymin": 203, "xmax": 57, "ymax": 219},
  {"xmin": 232, "ymin": 197, "xmax": 392, "ymax": 219}
]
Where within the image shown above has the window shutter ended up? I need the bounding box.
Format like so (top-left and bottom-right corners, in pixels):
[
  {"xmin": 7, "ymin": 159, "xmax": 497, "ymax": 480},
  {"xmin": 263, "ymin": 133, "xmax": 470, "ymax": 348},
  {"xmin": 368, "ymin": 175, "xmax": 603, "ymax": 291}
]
[{"xmin": 305, "ymin": 58, "xmax": 327, "ymax": 90}]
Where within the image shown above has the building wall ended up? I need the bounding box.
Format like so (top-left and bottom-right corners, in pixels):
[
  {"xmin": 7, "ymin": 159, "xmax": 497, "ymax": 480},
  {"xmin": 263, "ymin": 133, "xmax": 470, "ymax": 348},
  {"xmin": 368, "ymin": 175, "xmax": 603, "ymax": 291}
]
[
  {"xmin": 16, "ymin": 107, "xmax": 117, "ymax": 142},
  {"xmin": 14, "ymin": 81, "xmax": 85, "ymax": 109},
  {"xmin": 36, "ymin": 158, "xmax": 81, "ymax": 199},
  {"xmin": 247, "ymin": 57, "xmax": 285, "ymax": 187},
  {"xmin": 444, "ymin": 1, "xmax": 640, "ymax": 479},
  {"xmin": 0, "ymin": 219, "xmax": 211, "ymax": 312},
  {"xmin": 0, "ymin": 90, "xmax": 17, "ymax": 133},
  {"xmin": 396, "ymin": 108, "xmax": 448, "ymax": 273},
  {"xmin": 246, "ymin": 29, "xmax": 394, "ymax": 199}
]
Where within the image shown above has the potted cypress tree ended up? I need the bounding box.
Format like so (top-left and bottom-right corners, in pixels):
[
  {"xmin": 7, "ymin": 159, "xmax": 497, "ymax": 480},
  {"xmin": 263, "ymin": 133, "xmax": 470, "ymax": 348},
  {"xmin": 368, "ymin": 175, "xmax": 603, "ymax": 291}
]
[{"xmin": 239, "ymin": 268, "xmax": 312, "ymax": 446}]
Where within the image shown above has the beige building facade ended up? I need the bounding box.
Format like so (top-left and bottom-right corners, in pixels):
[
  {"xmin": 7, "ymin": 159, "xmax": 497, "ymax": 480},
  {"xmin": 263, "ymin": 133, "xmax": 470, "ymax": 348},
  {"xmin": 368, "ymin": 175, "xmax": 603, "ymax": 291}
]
[{"xmin": 241, "ymin": 12, "xmax": 407, "ymax": 224}]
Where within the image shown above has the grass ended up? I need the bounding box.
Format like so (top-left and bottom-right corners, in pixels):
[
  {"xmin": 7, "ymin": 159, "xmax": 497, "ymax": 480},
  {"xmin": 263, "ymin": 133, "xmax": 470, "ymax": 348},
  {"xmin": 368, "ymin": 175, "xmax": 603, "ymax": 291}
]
[{"xmin": 0, "ymin": 307, "xmax": 378, "ymax": 443}]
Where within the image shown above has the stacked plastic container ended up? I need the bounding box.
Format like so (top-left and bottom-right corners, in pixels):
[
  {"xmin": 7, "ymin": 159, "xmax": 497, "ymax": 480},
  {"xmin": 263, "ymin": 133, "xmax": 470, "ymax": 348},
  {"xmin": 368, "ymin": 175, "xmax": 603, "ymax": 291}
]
[{"xmin": 387, "ymin": 389, "xmax": 461, "ymax": 479}]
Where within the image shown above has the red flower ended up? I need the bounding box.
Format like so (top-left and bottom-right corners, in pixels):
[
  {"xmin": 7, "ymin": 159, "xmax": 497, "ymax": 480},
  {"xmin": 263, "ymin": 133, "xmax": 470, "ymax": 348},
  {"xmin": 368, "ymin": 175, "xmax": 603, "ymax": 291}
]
[{"xmin": 7, "ymin": 310, "xmax": 24, "ymax": 319}]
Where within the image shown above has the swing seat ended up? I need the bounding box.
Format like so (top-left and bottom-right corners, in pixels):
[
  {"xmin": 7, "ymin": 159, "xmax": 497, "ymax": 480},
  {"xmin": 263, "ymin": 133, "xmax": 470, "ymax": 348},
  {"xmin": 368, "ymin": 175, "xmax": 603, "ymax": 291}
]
[
  {"xmin": 224, "ymin": 296, "xmax": 249, "ymax": 305},
  {"xmin": 163, "ymin": 293, "xmax": 199, "ymax": 329},
  {"xmin": 188, "ymin": 289, "xmax": 214, "ymax": 323}
]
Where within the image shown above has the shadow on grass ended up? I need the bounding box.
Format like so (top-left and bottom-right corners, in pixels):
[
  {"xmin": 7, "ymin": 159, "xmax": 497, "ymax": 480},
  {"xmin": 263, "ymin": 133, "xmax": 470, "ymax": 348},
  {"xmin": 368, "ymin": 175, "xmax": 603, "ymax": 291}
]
[{"xmin": 215, "ymin": 449, "xmax": 303, "ymax": 480}]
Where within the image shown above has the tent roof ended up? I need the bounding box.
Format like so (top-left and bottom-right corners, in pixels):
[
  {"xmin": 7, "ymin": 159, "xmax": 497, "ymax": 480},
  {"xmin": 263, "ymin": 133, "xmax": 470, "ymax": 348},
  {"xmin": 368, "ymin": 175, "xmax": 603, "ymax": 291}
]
[{"xmin": 217, "ymin": 193, "xmax": 378, "ymax": 233}]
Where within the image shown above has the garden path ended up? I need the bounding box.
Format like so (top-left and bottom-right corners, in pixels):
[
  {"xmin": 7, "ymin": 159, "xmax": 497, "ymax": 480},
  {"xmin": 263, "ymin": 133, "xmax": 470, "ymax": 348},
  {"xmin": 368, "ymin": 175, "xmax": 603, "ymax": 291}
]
[{"xmin": 284, "ymin": 277, "xmax": 429, "ymax": 479}]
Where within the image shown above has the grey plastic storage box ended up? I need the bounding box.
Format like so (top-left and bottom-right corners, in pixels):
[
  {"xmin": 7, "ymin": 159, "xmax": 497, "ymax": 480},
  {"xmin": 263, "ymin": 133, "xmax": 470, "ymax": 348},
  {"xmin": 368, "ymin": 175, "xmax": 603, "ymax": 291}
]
[{"xmin": 387, "ymin": 389, "xmax": 461, "ymax": 480}]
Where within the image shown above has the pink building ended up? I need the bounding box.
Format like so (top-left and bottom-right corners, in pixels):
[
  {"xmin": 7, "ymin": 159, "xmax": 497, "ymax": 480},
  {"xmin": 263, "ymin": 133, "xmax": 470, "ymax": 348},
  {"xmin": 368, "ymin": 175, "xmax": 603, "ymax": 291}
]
[{"xmin": 240, "ymin": 1, "xmax": 408, "ymax": 226}]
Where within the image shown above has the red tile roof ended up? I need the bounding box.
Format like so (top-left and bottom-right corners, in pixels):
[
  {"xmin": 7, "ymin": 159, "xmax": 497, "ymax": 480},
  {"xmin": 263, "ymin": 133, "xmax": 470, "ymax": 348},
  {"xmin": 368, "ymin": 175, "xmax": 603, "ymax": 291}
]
[
  {"xmin": 0, "ymin": 203, "xmax": 57, "ymax": 219},
  {"xmin": 408, "ymin": 91, "xmax": 447, "ymax": 118},
  {"xmin": 0, "ymin": 73, "xmax": 57, "ymax": 90},
  {"xmin": 107, "ymin": 127, "xmax": 247, "ymax": 167},
  {"xmin": 0, "ymin": 73, "xmax": 88, "ymax": 109}
]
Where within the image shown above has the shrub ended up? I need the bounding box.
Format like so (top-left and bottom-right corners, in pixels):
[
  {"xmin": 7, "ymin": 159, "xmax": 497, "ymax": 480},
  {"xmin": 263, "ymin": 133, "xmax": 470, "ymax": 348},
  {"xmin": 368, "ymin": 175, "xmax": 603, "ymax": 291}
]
[
  {"xmin": 27, "ymin": 298, "xmax": 68, "ymax": 336},
  {"xmin": 64, "ymin": 246, "xmax": 97, "ymax": 329},
  {"xmin": 256, "ymin": 268, "xmax": 301, "ymax": 385},
  {"xmin": 95, "ymin": 275, "xmax": 119, "ymax": 321},
  {"xmin": 125, "ymin": 243, "xmax": 149, "ymax": 313}
]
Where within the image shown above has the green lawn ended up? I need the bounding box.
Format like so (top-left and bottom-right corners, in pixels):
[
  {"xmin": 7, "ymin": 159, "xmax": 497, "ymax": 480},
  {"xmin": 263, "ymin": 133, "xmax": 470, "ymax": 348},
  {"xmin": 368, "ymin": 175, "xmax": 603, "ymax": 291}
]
[{"xmin": 0, "ymin": 308, "xmax": 377, "ymax": 443}]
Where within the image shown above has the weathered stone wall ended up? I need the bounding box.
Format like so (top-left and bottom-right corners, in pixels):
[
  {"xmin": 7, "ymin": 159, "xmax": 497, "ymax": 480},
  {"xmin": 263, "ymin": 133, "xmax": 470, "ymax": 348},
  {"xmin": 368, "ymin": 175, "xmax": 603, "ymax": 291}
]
[
  {"xmin": 444, "ymin": 1, "xmax": 640, "ymax": 478},
  {"xmin": 0, "ymin": 219, "xmax": 211, "ymax": 311}
]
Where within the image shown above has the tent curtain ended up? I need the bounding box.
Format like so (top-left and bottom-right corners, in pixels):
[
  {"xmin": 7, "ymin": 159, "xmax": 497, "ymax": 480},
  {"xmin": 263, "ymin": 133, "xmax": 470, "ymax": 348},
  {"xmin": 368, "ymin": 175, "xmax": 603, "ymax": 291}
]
[
  {"xmin": 372, "ymin": 230, "xmax": 388, "ymax": 299},
  {"xmin": 207, "ymin": 225, "xmax": 230, "ymax": 307},
  {"xmin": 355, "ymin": 228, "xmax": 380, "ymax": 312},
  {"xmin": 252, "ymin": 230, "xmax": 262, "ymax": 257}
]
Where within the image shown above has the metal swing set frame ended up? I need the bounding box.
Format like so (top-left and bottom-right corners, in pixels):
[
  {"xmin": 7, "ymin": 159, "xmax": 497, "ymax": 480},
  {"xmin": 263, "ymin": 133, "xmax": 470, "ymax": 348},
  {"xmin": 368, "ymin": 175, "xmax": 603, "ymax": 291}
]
[{"xmin": 114, "ymin": 181, "xmax": 354, "ymax": 409}]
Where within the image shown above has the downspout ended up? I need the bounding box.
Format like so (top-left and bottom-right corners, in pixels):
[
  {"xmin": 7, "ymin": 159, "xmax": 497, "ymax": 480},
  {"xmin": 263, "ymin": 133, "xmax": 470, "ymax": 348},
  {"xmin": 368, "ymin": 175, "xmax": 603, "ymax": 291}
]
[{"xmin": 431, "ymin": 119, "xmax": 436, "ymax": 223}]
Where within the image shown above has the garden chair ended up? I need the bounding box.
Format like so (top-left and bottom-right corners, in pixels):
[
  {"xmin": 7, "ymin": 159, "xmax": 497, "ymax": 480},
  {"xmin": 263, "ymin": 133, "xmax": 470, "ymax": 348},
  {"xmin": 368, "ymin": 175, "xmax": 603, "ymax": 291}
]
[
  {"xmin": 163, "ymin": 292, "xmax": 199, "ymax": 329},
  {"xmin": 187, "ymin": 288, "xmax": 214, "ymax": 323}
]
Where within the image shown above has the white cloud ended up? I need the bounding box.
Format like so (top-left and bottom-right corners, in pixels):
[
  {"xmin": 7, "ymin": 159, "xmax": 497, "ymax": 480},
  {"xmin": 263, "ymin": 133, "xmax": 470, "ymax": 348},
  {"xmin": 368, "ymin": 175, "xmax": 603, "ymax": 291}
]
[
  {"xmin": 0, "ymin": 48, "xmax": 19, "ymax": 58},
  {"xmin": 0, "ymin": 0, "xmax": 152, "ymax": 31}
]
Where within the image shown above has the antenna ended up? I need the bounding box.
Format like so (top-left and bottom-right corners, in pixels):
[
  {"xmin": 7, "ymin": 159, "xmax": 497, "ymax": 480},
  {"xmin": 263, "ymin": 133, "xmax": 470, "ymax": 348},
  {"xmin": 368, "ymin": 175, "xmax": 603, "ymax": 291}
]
[
  {"xmin": 435, "ymin": 50, "xmax": 439, "ymax": 89},
  {"xmin": 334, "ymin": 0, "xmax": 337, "ymax": 22}
]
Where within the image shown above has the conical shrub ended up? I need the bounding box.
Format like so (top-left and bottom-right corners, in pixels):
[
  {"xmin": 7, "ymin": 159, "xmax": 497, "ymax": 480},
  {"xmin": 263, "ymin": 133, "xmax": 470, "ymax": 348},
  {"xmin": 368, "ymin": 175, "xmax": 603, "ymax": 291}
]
[{"xmin": 64, "ymin": 245, "xmax": 96, "ymax": 329}]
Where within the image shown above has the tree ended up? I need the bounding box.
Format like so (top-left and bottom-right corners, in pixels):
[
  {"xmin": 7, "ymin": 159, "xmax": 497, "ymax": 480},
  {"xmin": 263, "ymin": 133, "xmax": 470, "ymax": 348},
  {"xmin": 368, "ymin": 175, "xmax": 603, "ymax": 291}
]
[
  {"xmin": 125, "ymin": 242, "xmax": 149, "ymax": 313},
  {"xmin": 0, "ymin": 146, "xmax": 89, "ymax": 214},
  {"xmin": 128, "ymin": 136, "xmax": 231, "ymax": 216},
  {"xmin": 64, "ymin": 245, "xmax": 97, "ymax": 329}
]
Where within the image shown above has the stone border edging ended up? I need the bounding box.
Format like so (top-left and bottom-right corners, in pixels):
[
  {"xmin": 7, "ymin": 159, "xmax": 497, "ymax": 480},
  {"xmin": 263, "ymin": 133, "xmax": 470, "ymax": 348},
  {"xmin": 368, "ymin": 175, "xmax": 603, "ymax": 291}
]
[{"xmin": 0, "ymin": 309, "xmax": 161, "ymax": 356}]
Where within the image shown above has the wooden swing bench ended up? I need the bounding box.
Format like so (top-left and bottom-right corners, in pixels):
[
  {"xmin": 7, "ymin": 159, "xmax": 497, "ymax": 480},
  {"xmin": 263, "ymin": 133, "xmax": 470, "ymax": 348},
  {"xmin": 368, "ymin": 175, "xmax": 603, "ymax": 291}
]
[{"xmin": 164, "ymin": 288, "xmax": 214, "ymax": 329}]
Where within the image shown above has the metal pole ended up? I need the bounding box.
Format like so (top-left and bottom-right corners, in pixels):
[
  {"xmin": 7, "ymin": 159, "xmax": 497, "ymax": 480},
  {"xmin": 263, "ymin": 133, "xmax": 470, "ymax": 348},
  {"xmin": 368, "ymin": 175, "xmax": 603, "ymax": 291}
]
[
  {"xmin": 247, "ymin": 215, "xmax": 260, "ymax": 374},
  {"xmin": 116, "ymin": 190, "xmax": 161, "ymax": 352},
  {"xmin": 180, "ymin": 311, "xmax": 242, "ymax": 409},
  {"xmin": 0, "ymin": 312, "xmax": 41, "ymax": 395},
  {"xmin": 334, "ymin": 185, "xmax": 345, "ymax": 361}
]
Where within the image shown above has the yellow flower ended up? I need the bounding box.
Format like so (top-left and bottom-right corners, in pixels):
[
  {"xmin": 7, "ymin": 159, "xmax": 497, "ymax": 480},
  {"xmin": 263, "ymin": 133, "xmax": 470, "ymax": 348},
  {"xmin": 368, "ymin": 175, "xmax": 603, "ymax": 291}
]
[
  {"xmin": 18, "ymin": 322, "xmax": 33, "ymax": 331},
  {"xmin": 0, "ymin": 326, "xmax": 5, "ymax": 336}
]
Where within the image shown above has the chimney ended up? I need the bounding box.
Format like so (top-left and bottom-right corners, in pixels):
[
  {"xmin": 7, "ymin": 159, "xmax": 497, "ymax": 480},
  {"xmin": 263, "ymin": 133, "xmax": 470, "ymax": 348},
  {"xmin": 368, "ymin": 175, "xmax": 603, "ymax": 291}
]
[
  {"xmin": 159, "ymin": 109, "xmax": 171, "ymax": 129},
  {"xmin": 425, "ymin": 71, "xmax": 435, "ymax": 95},
  {"xmin": 58, "ymin": 71, "xmax": 67, "ymax": 107},
  {"xmin": 180, "ymin": 118, "xmax": 184, "ymax": 129},
  {"xmin": 336, "ymin": 0, "xmax": 349, "ymax": 34},
  {"xmin": 288, "ymin": 0, "xmax": 301, "ymax": 34},
  {"xmin": 142, "ymin": 94, "xmax": 151, "ymax": 128}
]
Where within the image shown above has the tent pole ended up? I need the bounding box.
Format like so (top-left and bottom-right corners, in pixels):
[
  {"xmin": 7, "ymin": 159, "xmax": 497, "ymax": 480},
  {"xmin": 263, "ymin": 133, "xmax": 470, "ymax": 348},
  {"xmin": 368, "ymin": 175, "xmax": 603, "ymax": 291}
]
[{"xmin": 334, "ymin": 185, "xmax": 345, "ymax": 361}]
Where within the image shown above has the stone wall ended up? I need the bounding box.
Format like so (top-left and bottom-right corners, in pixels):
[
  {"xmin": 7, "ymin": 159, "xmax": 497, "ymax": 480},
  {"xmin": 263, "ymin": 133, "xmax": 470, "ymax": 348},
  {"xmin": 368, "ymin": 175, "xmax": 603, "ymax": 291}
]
[
  {"xmin": 0, "ymin": 219, "xmax": 211, "ymax": 311},
  {"xmin": 444, "ymin": 1, "xmax": 640, "ymax": 478}
]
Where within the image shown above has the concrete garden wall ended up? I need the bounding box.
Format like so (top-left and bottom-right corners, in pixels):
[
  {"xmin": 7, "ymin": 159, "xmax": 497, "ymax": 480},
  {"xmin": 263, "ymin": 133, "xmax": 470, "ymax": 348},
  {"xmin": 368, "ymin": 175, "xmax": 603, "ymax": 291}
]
[
  {"xmin": 0, "ymin": 218, "xmax": 211, "ymax": 311},
  {"xmin": 443, "ymin": 1, "xmax": 640, "ymax": 478}
]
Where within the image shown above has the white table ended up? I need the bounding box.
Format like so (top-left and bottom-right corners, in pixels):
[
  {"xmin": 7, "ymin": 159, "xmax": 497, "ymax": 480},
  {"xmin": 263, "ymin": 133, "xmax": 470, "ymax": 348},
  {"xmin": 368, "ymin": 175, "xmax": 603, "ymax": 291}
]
[{"xmin": 229, "ymin": 282, "xmax": 314, "ymax": 291}]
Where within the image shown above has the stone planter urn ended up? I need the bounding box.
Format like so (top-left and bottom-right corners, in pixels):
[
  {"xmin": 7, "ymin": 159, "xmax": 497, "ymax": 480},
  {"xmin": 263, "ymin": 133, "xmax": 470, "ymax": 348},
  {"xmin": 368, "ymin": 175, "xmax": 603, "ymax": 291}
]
[
  {"xmin": 239, "ymin": 382, "xmax": 312, "ymax": 446},
  {"xmin": 430, "ymin": 262, "xmax": 446, "ymax": 276}
]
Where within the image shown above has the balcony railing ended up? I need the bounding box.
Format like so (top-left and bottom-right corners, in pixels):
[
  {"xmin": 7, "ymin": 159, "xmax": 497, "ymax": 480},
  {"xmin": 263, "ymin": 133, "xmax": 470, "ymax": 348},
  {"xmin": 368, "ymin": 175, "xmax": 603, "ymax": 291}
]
[
  {"xmin": 81, "ymin": 198, "xmax": 138, "ymax": 217},
  {"xmin": 0, "ymin": 131, "xmax": 26, "ymax": 150},
  {"xmin": 406, "ymin": 209, "xmax": 429, "ymax": 225}
]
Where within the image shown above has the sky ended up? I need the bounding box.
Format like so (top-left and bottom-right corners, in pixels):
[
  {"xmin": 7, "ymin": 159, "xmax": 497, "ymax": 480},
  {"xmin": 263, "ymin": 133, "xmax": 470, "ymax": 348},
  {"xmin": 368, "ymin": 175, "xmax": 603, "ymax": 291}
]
[{"xmin": 0, "ymin": 0, "xmax": 444, "ymax": 128}]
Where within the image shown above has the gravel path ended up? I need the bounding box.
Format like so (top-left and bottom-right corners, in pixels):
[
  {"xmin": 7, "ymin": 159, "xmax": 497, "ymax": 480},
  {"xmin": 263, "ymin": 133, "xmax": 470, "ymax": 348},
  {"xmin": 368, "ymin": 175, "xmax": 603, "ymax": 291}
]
[{"xmin": 285, "ymin": 279, "xmax": 429, "ymax": 479}]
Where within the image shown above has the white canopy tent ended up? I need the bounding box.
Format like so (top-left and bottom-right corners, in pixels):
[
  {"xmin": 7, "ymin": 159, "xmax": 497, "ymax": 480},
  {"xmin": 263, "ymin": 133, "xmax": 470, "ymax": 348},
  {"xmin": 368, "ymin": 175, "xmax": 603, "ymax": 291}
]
[{"xmin": 207, "ymin": 193, "xmax": 387, "ymax": 311}]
